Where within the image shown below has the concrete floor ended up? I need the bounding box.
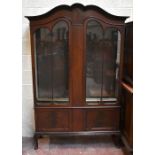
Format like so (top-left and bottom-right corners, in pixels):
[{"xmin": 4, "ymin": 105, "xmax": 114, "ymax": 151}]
[{"xmin": 22, "ymin": 136, "xmax": 127, "ymax": 155}]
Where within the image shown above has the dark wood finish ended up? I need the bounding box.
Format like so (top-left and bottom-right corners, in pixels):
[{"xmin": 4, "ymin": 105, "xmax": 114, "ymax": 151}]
[
  {"xmin": 123, "ymin": 22, "xmax": 133, "ymax": 86},
  {"xmin": 72, "ymin": 109, "xmax": 85, "ymax": 131},
  {"xmin": 86, "ymin": 108, "xmax": 120, "ymax": 131},
  {"xmin": 26, "ymin": 3, "xmax": 129, "ymax": 149},
  {"xmin": 121, "ymin": 21, "xmax": 133, "ymax": 154},
  {"xmin": 35, "ymin": 131, "xmax": 121, "ymax": 136},
  {"xmin": 123, "ymin": 90, "xmax": 133, "ymax": 145},
  {"xmin": 71, "ymin": 25, "xmax": 84, "ymax": 106},
  {"xmin": 121, "ymin": 86, "xmax": 133, "ymax": 152},
  {"xmin": 121, "ymin": 82, "xmax": 133, "ymax": 94},
  {"xmin": 35, "ymin": 108, "xmax": 72, "ymax": 131},
  {"xmin": 33, "ymin": 134, "xmax": 38, "ymax": 150}
]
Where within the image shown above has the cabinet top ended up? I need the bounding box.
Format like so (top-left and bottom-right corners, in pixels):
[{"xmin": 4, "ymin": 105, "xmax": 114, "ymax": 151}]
[{"xmin": 25, "ymin": 3, "xmax": 128, "ymax": 23}]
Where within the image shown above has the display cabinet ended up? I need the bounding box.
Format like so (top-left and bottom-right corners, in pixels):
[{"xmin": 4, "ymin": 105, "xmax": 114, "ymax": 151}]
[
  {"xmin": 26, "ymin": 4, "xmax": 129, "ymax": 149},
  {"xmin": 121, "ymin": 22, "xmax": 133, "ymax": 154}
]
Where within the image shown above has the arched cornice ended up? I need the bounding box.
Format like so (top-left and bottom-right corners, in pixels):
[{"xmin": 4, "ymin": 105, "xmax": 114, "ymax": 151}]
[{"xmin": 25, "ymin": 3, "xmax": 129, "ymax": 22}]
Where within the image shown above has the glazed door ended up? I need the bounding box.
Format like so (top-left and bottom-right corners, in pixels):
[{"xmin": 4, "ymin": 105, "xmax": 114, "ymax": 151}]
[
  {"xmin": 85, "ymin": 20, "xmax": 122, "ymax": 105},
  {"xmin": 33, "ymin": 20, "xmax": 70, "ymax": 105}
]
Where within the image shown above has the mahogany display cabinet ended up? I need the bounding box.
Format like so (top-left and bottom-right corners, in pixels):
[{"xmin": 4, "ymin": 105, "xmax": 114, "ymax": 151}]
[{"xmin": 26, "ymin": 4, "xmax": 131, "ymax": 149}]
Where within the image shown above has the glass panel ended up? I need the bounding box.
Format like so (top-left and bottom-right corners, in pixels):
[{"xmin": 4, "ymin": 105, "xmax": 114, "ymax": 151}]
[
  {"xmin": 34, "ymin": 21, "xmax": 69, "ymax": 103},
  {"xmin": 86, "ymin": 20, "xmax": 121, "ymax": 103}
]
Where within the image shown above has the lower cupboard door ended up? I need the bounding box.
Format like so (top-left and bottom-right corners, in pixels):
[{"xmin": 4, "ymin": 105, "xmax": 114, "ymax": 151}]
[
  {"xmin": 35, "ymin": 108, "xmax": 72, "ymax": 132},
  {"xmin": 85, "ymin": 108, "xmax": 120, "ymax": 131}
]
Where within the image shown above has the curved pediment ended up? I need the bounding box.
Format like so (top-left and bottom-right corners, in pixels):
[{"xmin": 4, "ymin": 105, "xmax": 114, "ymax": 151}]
[{"xmin": 25, "ymin": 3, "xmax": 128, "ymax": 22}]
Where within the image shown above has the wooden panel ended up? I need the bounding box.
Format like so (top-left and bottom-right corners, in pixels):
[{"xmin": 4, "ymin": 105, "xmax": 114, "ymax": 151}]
[
  {"xmin": 86, "ymin": 108, "xmax": 120, "ymax": 131},
  {"xmin": 122, "ymin": 89, "xmax": 133, "ymax": 147},
  {"xmin": 123, "ymin": 22, "xmax": 133, "ymax": 85},
  {"xmin": 35, "ymin": 108, "xmax": 71, "ymax": 131},
  {"xmin": 71, "ymin": 25, "xmax": 84, "ymax": 106},
  {"xmin": 72, "ymin": 109, "xmax": 85, "ymax": 131}
]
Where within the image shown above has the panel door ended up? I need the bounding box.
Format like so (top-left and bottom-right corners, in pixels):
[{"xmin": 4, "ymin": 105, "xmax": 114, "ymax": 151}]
[{"xmin": 35, "ymin": 108, "xmax": 72, "ymax": 131}]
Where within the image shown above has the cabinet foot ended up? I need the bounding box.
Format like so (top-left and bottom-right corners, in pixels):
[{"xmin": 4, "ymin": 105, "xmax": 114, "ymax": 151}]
[{"xmin": 34, "ymin": 135, "xmax": 38, "ymax": 150}]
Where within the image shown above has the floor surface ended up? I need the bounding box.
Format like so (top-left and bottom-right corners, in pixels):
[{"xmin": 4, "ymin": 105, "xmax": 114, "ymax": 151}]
[{"xmin": 22, "ymin": 136, "xmax": 127, "ymax": 155}]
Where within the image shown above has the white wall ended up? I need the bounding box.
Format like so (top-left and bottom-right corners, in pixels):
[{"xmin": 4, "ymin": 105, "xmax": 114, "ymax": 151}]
[{"xmin": 22, "ymin": 0, "xmax": 133, "ymax": 137}]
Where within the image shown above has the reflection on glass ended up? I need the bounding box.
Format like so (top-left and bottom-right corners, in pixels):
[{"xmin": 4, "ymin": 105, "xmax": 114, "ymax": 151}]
[
  {"xmin": 86, "ymin": 20, "xmax": 121, "ymax": 102},
  {"xmin": 34, "ymin": 21, "xmax": 69, "ymax": 102}
]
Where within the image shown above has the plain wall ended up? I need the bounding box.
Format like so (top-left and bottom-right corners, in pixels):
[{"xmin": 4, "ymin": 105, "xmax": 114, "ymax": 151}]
[{"xmin": 22, "ymin": 0, "xmax": 133, "ymax": 137}]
